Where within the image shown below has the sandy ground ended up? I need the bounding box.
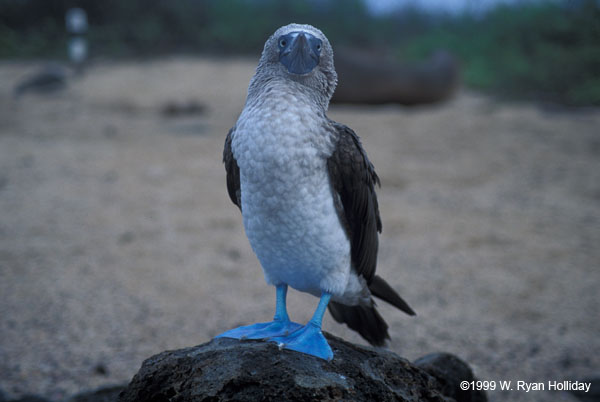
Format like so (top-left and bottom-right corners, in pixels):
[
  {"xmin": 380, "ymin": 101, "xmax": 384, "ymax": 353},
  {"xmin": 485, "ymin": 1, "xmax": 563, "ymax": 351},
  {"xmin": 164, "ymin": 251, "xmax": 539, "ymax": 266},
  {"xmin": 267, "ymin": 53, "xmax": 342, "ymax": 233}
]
[{"xmin": 0, "ymin": 57, "xmax": 598, "ymax": 402}]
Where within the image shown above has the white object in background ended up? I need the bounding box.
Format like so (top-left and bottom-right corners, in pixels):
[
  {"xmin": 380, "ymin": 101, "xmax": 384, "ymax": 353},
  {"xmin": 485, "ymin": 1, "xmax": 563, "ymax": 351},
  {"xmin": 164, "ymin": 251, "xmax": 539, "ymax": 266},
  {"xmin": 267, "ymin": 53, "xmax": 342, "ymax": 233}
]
[
  {"xmin": 68, "ymin": 37, "xmax": 88, "ymax": 64},
  {"xmin": 65, "ymin": 8, "xmax": 88, "ymax": 34}
]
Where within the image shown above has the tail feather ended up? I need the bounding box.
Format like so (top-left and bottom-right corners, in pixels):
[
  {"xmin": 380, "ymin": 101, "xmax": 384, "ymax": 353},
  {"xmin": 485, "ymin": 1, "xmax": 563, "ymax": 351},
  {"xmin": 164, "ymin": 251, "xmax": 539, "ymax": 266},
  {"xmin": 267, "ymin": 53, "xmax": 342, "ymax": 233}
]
[
  {"xmin": 369, "ymin": 275, "xmax": 416, "ymax": 316},
  {"xmin": 328, "ymin": 301, "xmax": 389, "ymax": 346},
  {"xmin": 327, "ymin": 275, "xmax": 415, "ymax": 346}
]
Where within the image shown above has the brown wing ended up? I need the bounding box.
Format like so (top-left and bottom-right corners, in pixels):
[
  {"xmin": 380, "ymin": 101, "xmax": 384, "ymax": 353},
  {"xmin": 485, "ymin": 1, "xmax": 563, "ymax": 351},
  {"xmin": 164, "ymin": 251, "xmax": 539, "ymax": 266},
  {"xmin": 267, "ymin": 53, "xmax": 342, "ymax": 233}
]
[
  {"xmin": 327, "ymin": 122, "xmax": 415, "ymax": 346},
  {"xmin": 327, "ymin": 122, "xmax": 381, "ymax": 282}
]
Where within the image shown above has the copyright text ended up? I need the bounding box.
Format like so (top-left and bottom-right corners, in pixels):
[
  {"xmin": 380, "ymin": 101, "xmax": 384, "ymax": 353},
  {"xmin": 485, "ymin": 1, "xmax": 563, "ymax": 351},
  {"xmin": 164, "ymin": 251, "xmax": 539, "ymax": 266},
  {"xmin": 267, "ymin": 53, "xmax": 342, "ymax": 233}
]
[{"xmin": 460, "ymin": 380, "xmax": 592, "ymax": 393}]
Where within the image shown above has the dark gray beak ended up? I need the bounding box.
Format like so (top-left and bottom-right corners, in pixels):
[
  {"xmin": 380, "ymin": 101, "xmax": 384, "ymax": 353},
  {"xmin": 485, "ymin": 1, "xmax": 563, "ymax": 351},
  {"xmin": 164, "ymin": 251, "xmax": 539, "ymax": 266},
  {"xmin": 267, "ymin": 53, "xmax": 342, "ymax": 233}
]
[{"xmin": 278, "ymin": 31, "xmax": 322, "ymax": 75}]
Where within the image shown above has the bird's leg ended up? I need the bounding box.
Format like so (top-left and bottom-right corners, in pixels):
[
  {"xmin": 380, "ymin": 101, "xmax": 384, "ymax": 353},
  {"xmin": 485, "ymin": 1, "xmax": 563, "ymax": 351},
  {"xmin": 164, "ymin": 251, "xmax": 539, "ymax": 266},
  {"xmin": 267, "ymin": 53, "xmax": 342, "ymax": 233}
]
[
  {"xmin": 268, "ymin": 292, "xmax": 333, "ymax": 361},
  {"xmin": 216, "ymin": 284, "xmax": 302, "ymax": 340},
  {"xmin": 308, "ymin": 292, "xmax": 331, "ymax": 328},
  {"xmin": 273, "ymin": 283, "xmax": 291, "ymax": 322}
]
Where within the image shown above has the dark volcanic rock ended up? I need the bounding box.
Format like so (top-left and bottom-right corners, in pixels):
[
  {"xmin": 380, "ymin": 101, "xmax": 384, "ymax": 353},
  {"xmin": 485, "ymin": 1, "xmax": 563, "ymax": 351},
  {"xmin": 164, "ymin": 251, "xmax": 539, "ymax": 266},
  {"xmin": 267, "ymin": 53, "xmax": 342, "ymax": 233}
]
[
  {"xmin": 332, "ymin": 48, "xmax": 460, "ymax": 105},
  {"xmin": 120, "ymin": 334, "xmax": 484, "ymax": 402},
  {"xmin": 13, "ymin": 64, "xmax": 69, "ymax": 98},
  {"xmin": 414, "ymin": 353, "xmax": 487, "ymax": 402},
  {"xmin": 569, "ymin": 377, "xmax": 600, "ymax": 402}
]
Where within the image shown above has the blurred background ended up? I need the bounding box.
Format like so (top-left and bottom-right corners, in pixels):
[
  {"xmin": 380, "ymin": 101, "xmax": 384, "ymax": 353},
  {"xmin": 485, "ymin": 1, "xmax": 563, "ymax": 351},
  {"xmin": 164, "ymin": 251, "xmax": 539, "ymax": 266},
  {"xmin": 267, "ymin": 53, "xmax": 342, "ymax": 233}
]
[
  {"xmin": 0, "ymin": 1, "xmax": 598, "ymax": 402},
  {"xmin": 2, "ymin": 0, "xmax": 600, "ymax": 105}
]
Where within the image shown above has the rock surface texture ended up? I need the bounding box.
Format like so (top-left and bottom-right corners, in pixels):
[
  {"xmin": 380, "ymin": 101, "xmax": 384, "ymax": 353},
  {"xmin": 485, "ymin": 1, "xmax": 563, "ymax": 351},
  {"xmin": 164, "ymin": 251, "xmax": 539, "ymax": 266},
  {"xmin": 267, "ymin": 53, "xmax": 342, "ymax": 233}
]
[{"xmin": 119, "ymin": 334, "xmax": 486, "ymax": 402}]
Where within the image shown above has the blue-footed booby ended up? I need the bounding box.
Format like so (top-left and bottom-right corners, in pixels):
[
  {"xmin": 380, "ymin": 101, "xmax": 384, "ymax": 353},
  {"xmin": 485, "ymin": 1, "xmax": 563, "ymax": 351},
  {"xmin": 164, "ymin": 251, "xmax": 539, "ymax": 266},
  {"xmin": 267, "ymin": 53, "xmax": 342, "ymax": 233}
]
[{"xmin": 218, "ymin": 23, "xmax": 415, "ymax": 360}]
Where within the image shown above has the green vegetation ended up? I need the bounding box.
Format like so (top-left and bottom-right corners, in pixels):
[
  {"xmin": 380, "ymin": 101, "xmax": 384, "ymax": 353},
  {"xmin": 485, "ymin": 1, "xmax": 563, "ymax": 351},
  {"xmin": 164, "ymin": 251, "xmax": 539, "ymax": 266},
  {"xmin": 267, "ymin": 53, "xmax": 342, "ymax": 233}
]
[
  {"xmin": 1, "ymin": 0, "xmax": 598, "ymax": 105},
  {"xmin": 401, "ymin": 2, "xmax": 600, "ymax": 106}
]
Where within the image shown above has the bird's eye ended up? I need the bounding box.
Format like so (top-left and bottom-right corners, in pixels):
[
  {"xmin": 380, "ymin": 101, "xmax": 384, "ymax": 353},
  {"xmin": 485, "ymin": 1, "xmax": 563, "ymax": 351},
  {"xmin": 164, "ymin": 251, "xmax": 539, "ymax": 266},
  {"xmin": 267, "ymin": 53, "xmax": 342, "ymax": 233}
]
[
  {"xmin": 279, "ymin": 39, "xmax": 287, "ymax": 48},
  {"xmin": 316, "ymin": 44, "xmax": 321, "ymax": 51}
]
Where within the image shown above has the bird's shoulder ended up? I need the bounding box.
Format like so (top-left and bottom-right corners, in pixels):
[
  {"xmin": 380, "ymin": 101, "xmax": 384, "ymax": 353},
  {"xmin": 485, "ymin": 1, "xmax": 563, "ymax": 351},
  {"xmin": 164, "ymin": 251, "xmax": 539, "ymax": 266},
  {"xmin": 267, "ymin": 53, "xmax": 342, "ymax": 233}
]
[{"xmin": 327, "ymin": 121, "xmax": 381, "ymax": 196}]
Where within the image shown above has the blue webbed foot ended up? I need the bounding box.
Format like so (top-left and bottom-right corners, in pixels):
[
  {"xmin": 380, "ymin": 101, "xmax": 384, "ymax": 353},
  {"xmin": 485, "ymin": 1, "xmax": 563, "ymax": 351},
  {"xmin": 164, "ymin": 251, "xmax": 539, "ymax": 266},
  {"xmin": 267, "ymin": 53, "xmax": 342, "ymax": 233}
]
[
  {"xmin": 217, "ymin": 319, "xmax": 302, "ymax": 340},
  {"xmin": 217, "ymin": 284, "xmax": 302, "ymax": 340},
  {"xmin": 269, "ymin": 322, "xmax": 333, "ymax": 361}
]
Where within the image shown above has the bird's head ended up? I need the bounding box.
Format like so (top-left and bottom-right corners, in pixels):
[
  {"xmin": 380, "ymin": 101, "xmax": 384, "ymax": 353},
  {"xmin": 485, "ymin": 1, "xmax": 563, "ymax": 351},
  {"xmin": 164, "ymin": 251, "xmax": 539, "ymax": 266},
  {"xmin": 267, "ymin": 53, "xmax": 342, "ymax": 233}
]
[{"xmin": 251, "ymin": 24, "xmax": 338, "ymax": 109}]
